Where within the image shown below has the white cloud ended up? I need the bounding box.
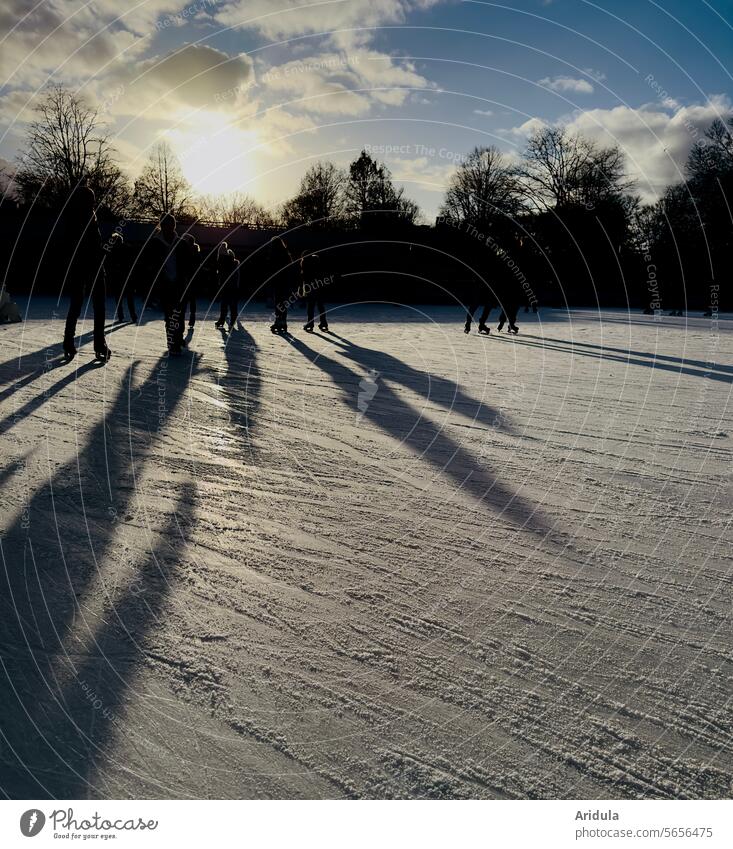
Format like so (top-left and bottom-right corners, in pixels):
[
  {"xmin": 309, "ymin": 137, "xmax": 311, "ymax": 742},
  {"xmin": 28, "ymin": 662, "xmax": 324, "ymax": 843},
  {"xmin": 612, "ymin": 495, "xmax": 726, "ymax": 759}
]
[
  {"xmin": 260, "ymin": 49, "xmax": 432, "ymax": 115},
  {"xmin": 503, "ymin": 116, "xmax": 549, "ymax": 138},
  {"xmin": 0, "ymin": 0, "xmax": 179, "ymax": 89},
  {"xmin": 473, "ymin": 108, "xmax": 494, "ymax": 117},
  {"xmin": 215, "ymin": 0, "xmax": 443, "ymax": 44},
  {"xmin": 507, "ymin": 96, "xmax": 733, "ymax": 202},
  {"xmin": 390, "ymin": 155, "xmax": 455, "ymax": 193},
  {"xmin": 538, "ymin": 76, "xmax": 594, "ymax": 94}
]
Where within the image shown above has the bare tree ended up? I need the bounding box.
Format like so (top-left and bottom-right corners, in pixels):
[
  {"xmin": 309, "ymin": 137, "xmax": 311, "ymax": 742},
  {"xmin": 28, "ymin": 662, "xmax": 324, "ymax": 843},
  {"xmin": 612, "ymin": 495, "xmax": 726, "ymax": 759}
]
[
  {"xmin": 517, "ymin": 127, "xmax": 628, "ymax": 212},
  {"xmin": 131, "ymin": 141, "xmax": 192, "ymax": 219},
  {"xmin": 196, "ymin": 191, "xmax": 276, "ymax": 227},
  {"xmin": 439, "ymin": 146, "xmax": 520, "ymax": 229},
  {"xmin": 14, "ymin": 85, "xmax": 129, "ymax": 213},
  {"xmin": 282, "ymin": 161, "xmax": 346, "ymax": 228}
]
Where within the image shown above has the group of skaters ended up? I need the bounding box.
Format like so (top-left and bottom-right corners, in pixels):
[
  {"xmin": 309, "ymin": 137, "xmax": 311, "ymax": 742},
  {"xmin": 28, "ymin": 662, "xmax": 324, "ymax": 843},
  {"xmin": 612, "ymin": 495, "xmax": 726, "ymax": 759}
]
[
  {"xmin": 62, "ymin": 195, "xmax": 534, "ymax": 364},
  {"xmin": 60, "ymin": 190, "xmax": 336, "ymax": 362}
]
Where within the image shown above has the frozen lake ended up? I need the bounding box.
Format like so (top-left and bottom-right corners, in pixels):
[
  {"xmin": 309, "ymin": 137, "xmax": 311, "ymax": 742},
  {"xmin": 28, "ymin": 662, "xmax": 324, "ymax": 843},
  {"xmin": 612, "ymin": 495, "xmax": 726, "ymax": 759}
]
[{"xmin": 1, "ymin": 298, "xmax": 731, "ymax": 799}]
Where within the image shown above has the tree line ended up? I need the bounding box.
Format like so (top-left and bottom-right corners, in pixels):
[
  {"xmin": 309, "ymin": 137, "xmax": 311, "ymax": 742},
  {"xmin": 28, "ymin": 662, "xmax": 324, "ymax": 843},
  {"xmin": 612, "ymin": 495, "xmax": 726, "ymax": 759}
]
[{"xmin": 2, "ymin": 85, "xmax": 731, "ymax": 310}]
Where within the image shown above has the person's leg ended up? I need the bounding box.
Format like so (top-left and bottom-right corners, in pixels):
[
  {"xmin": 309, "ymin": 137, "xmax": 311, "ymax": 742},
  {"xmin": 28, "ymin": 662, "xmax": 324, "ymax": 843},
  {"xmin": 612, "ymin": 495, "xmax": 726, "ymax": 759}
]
[
  {"xmin": 125, "ymin": 283, "xmax": 137, "ymax": 322},
  {"xmin": 91, "ymin": 274, "xmax": 107, "ymax": 352},
  {"xmin": 497, "ymin": 309, "xmax": 506, "ymax": 330},
  {"xmin": 216, "ymin": 295, "xmax": 227, "ymax": 325},
  {"xmin": 64, "ymin": 286, "xmax": 84, "ymax": 350},
  {"xmin": 275, "ymin": 300, "xmax": 287, "ymax": 329},
  {"xmin": 115, "ymin": 279, "xmax": 125, "ymax": 322},
  {"xmin": 229, "ymin": 295, "xmax": 238, "ymax": 325},
  {"xmin": 479, "ymin": 304, "xmax": 491, "ymax": 325},
  {"xmin": 306, "ymin": 296, "xmax": 315, "ymax": 325},
  {"xmin": 163, "ymin": 301, "xmax": 173, "ymax": 347},
  {"xmin": 317, "ymin": 299, "xmax": 327, "ymax": 327}
]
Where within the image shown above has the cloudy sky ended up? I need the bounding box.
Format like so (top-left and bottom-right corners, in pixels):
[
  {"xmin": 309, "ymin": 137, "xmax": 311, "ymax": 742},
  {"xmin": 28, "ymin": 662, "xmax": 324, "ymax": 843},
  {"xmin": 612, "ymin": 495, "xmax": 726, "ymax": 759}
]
[{"xmin": 1, "ymin": 0, "xmax": 732, "ymax": 219}]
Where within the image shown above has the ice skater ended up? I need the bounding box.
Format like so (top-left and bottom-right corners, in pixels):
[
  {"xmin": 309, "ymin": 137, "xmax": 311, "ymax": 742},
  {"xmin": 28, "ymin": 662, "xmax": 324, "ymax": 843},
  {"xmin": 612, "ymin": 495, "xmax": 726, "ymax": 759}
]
[
  {"xmin": 180, "ymin": 233, "xmax": 201, "ymax": 328},
  {"xmin": 62, "ymin": 186, "xmax": 110, "ymax": 362},
  {"xmin": 300, "ymin": 250, "xmax": 331, "ymax": 332},
  {"xmin": 216, "ymin": 247, "xmax": 240, "ymax": 329},
  {"xmin": 149, "ymin": 213, "xmax": 185, "ymax": 353},
  {"xmin": 269, "ymin": 237, "xmax": 296, "ymax": 334},
  {"xmin": 107, "ymin": 232, "xmax": 137, "ymax": 323}
]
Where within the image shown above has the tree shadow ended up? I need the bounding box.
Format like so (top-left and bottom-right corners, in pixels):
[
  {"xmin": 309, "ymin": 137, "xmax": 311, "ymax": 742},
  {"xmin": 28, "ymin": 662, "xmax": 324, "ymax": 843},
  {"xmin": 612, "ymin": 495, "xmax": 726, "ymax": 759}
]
[
  {"xmin": 285, "ymin": 334, "xmax": 552, "ymax": 533},
  {"xmin": 0, "ymin": 352, "xmax": 198, "ymax": 799}
]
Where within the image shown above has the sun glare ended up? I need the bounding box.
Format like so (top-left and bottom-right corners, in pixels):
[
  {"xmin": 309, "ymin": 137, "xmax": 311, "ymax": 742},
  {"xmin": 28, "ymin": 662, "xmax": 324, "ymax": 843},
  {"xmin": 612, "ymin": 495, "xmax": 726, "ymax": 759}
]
[{"xmin": 167, "ymin": 114, "xmax": 260, "ymax": 197}]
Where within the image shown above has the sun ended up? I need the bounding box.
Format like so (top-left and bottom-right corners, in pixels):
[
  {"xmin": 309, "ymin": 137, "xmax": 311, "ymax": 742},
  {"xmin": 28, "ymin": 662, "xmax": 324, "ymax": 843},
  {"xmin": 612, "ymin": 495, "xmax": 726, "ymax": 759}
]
[{"xmin": 167, "ymin": 113, "xmax": 260, "ymax": 197}]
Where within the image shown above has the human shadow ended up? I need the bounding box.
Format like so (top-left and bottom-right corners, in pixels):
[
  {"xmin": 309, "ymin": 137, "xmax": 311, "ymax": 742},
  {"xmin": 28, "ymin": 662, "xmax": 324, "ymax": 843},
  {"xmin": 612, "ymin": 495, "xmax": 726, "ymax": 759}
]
[
  {"xmin": 0, "ymin": 321, "xmax": 133, "ymax": 402},
  {"xmin": 491, "ymin": 335, "xmax": 733, "ymax": 385},
  {"xmin": 0, "ymin": 360, "xmax": 101, "ymax": 438},
  {"xmin": 521, "ymin": 333, "xmax": 733, "ymax": 377},
  {"xmin": 217, "ymin": 325, "xmax": 262, "ymax": 460},
  {"xmin": 285, "ymin": 334, "xmax": 551, "ymax": 533},
  {"xmin": 10, "ymin": 483, "xmax": 196, "ymax": 799},
  {"xmin": 0, "ymin": 352, "xmax": 198, "ymax": 798},
  {"xmin": 318, "ymin": 331, "xmax": 519, "ymax": 436}
]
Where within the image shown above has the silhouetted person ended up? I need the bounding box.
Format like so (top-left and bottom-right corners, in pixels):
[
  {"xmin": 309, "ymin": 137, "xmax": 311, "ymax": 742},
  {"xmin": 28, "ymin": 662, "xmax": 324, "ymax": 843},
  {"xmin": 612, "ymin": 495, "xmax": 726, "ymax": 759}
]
[
  {"xmin": 148, "ymin": 213, "xmax": 184, "ymax": 353},
  {"xmin": 62, "ymin": 186, "xmax": 110, "ymax": 361},
  {"xmin": 179, "ymin": 233, "xmax": 201, "ymax": 327},
  {"xmin": 300, "ymin": 251, "xmax": 332, "ymax": 332},
  {"xmin": 216, "ymin": 248, "xmax": 240, "ymax": 328},
  {"xmin": 269, "ymin": 237, "xmax": 296, "ymax": 333},
  {"xmin": 106, "ymin": 231, "xmax": 137, "ymax": 323},
  {"xmin": 496, "ymin": 235, "xmax": 524, "ymax": 334}
]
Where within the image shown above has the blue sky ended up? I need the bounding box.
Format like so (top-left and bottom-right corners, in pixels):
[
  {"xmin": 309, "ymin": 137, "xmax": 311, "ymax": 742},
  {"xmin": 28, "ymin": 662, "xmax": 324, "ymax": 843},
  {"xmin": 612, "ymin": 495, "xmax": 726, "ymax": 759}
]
[{"xmin": 1, "ymin": 0, "xmax": 732, "ymax": 218}]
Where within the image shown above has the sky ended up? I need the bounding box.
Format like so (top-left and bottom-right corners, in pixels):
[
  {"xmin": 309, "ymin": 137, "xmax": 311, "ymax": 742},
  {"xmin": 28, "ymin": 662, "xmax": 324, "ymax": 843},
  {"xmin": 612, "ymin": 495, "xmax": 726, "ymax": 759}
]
[{"xmin": 1, "ymin": 0, "xmax": 732, "ymax": 220}]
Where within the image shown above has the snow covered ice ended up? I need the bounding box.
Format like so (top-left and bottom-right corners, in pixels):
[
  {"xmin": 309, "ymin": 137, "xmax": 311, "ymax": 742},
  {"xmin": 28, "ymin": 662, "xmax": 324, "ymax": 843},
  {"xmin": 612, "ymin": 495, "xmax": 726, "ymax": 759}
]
[{"xmin": 1, "ymin": 299, "xmax": 731, "ymax": 799}]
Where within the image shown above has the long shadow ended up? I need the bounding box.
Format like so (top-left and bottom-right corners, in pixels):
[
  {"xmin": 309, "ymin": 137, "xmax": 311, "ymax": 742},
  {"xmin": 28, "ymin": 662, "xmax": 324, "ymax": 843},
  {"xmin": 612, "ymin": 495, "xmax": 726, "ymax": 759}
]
[
  {"xmin": 0, "ymin": 352, "xmax": 198, "ymax": 798},
  {"xmin": 0, "ymin": 360, "xmax": 100, "ymax": 437},
  {"xmin": 0, "ymin": 453, "xmax": 33, "ymax": 490},
  {"xmin": 319, "ymin": 331, "xmax": 518, "ymax": 435},
  {"xmin": 522, "ymin": 333, "xmax": 733, "ymax": 376},
  {"xmin": 217, "ymin": 324, "xmax": 261, "ymax": 457},
  {"xmin": 490, "ymin": 335, "xmax": 733, "ymax": 384},
  {"xmin": 286, "ymin": 334, "xmax": 552, "ymax": 533},
  {"xmin": 8, "ymin": 483, "xmax": 196, "ymax": 799},
  {"xmin": 0, "ymin": 322, "xmax": 133, "ymax": 399}
]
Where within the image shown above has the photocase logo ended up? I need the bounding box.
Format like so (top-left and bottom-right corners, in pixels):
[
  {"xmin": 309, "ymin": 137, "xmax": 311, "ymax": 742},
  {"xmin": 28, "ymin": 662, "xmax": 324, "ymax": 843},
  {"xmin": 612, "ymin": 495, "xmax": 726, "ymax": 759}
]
[
  {"xmin": 356, "ymin": 369, "xmax": 380, "ymax": 422},
  {"xmin": 20, "ymin": 809, "xmax": 46, "ymax": 837}
]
